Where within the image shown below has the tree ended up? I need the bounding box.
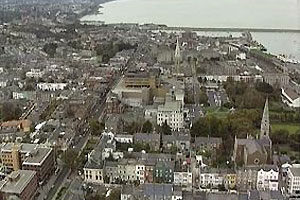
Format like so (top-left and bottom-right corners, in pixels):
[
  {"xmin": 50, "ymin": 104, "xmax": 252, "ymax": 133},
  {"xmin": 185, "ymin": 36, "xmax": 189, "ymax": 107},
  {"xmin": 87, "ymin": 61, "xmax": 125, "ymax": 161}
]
[
  {"xmin": 160, "ymin": 121, "xmax": 172, "ymax": 135},
  {"xmin": 43, "ymin": 43, "xmax": 58, "ymax": 57},
  {"xmin": 89, "ymin": 120, "xmax": 104, "ymax": 136},
  {"xmin": 1, "ymin": 102, "xmax": 22, "ymax": 121},
  {"xmin": 142, "ymin": 120, "xmax": 153, "ymax": 133},
  {"xmin": 62, "ymin": 149, "xmax": 78, "ymax": 170}
]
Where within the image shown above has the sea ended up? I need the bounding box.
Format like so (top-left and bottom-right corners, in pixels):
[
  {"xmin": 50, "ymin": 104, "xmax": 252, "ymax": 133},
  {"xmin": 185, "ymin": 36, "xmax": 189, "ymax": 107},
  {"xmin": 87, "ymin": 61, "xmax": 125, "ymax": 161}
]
[{"xmin": 81, "ymin": 0, "xmax": 300, "ymax": 60}]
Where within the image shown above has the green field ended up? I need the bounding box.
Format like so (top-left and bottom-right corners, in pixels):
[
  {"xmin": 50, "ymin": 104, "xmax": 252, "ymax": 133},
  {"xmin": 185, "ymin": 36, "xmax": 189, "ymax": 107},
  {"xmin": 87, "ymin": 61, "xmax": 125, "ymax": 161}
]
[
  {"xmin": 205, "ymin": 107, "xmax": 230, "ymax": 119},
  {"xmin": 271, "ymin": 123, "xmax": 300, "ymax": 134}
]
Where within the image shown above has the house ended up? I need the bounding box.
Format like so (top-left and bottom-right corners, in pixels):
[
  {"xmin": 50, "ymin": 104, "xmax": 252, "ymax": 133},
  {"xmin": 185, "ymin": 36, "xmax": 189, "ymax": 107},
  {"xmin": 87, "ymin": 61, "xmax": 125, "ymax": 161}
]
[
  {"xmin": 194, "ymin": 136, "xmax": 222, "ymax": 156},
  {"xmin": 236, "ymin": 166, "xmax": 259, "ymax": 191},
  {"xmin": 256, "ymin": 166, "xmax": 279, "ymax": 191},
  {"xmin": 104, "ymin": 161, "xmax": 118, "ymax": 183},
  {"xmin": 174, "ymin": 161, "xmax": 192, "ymax": 188},
  {"xmin": 154, "ymin": 161, "xmax": 175, "ymax": 184},
  {"xmin": 36, "ymin": 83, "xmax": 67, "ymax": 91},
  {"xmin": 287, "ymin": 167, "xmax": 300, "ymax": 195},
  {"xmin": 199, "ymin": 168, "xmax": 225, "ymax": 188},
  {"xmin": 0, "ymin": 170, "xmax": 38, "ymax": 200},
  {"xmin": 83, "ymin": 149, "xmax": 104, "ymax": 184},
  {"xmin": 105, "ymin": 94, "xmax": 124, "ymax": 114},
  {"xmin": 25, "ymin": 69, "xmax": 44, "ymax": 79},
  {"xmin": 281, "ymin": 87, "xmax": 300, "ymax": 108},
  {"xmin": 134, "ymin": 133, "xmax": 160, "ymax": 152},
  {"xmin": 121, "ymin": 184, "xmax": 182, "ymax": 200},
  {"xmin": 162, "ymin": 132, "xmax": 191, "ymax": 153},
  {"xmin": 115, "ymin": 134, "xmax": 133, "ymax": 144}
]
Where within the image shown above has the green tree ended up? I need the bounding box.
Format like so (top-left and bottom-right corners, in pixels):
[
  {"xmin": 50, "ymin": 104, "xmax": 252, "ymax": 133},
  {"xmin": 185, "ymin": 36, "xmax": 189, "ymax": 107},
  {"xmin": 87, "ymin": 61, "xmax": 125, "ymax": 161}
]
[
  {"xmin": 1, "ymin": 102, "xmax": 22, "ymax": 121},
  {"xmin": 160, "ymin": 121, "xmax": 172, "ymax": 135},
  {"xmin": 89, "ymin": 120, "xmax": 104, "ymax": 136},
  {"xmin": 142, "ymin": 120, "xmax": 153, "ymax": 133},
  {"xmin": 62, "ymin": 149, "xmax": 78, "ymax": 170}
]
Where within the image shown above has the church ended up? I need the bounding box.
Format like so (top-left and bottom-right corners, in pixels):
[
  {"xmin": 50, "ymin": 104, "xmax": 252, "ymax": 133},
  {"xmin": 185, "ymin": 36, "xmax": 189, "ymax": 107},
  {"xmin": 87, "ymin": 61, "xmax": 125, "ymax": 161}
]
[{"xmin": 233, "ymin": 99, "xmax": 273, "ymax": 166}]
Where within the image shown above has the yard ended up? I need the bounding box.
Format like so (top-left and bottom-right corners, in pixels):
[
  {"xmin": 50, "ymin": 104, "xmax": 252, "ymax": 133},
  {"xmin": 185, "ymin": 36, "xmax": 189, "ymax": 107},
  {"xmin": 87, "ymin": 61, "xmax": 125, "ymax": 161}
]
[
  {"xmin": 271, "ymin": 123, "xmax": 300, "ymax": 135},
  {"xmin": 205, "ymin": 107, "xmax": 230, "ymax": 119}
]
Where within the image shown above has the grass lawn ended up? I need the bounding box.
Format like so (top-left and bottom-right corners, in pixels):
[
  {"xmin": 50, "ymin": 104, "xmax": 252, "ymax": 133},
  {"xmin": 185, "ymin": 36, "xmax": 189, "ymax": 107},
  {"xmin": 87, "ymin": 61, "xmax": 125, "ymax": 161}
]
[
  {"xmin": 205, "ymin": 107, "xmax": 229, "ymax": 119},
  {"xmin": 271, "ymin": 123, "xmax": 300, "ymax": 135}
]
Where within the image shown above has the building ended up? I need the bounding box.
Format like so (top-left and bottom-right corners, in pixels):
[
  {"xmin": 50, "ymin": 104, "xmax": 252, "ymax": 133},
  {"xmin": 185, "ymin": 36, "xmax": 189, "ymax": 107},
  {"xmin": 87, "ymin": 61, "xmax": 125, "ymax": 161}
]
[
  {"xmin": 115, "ymin": 134, "xmax": 133, "ymax": 144},
  {"xmin": 0, "ymin": 170, "xmax": 38, "ymax": 200},
  {"xmin": 199, "ymin": 168, "xmax": 225, "ymax": 188},
  {"xmin": 124, "ymin": 70, "xmax": 158, "ymax": 89},
  {"xmin": 121, "ymin": 184, "xmax": 182, "ymax": 200},
  {"xmin": 256, "ymin": 166, "xmax": 279, "ymax": 191},
  {"xmin": 174, "ymin": 161, "xmax": 192, "ymax": 188},
  {"xmin": 162, "ymin": 132, "xmax": 191, "ymax": 153},
  {"xmin": 224, "ymin": 173, "xmax": 237, "ymax": 190},
  {"xmin": 22, "ymin": 147, "xmax": 55, "ymax": 183},
  {"xmin": 281, "ymin": 87, "xmax": 300, "ymax": 108},
  {"xmin": 134, "ymin": 133, "xmax": 160, "ymax": 152},
  {"xmin": 233, "ymin": 99, "xmax": 272, "ymax": 166},
  {"xmin": 287, "ymin": 167, "xmax": 300, "ymax": 195},
  {"xmin": 83, "ymin": 147, "xmax": 104, "ymax": 184},
  {"xmin": 36, "ymin": 83, "xmax": 67, "ymax": 91},
  {"xmin": 157, "ymin": 101, "xmax": 184, "ymax": 131},
  {"xmin": 105, "ymin": 94, "xmax": 124, "ymax": 114},
  {"xmin": 194, "ymin": 136, "xmax": 222, "ymax": 156},
  {"xmin": 0, "ymin": 143, "xmax": 55, "ymax": 182},
  {"xmin": 0, "ymin": 120, "xmax": 32, "ymax": 133},
  {"xmin": 25, "ymin": 69, "xmax": 44, "ymax": 79},
  {"xmin": 236, "ymin": 167, "xmax": 259, "ymax": 191},
  {"xmin": 263, "ymin": 73, "xmax": 289, "ymax": 87},
  {"xmin": 154, "ymin": 161, "xmax": 175, "ymax": 184}
]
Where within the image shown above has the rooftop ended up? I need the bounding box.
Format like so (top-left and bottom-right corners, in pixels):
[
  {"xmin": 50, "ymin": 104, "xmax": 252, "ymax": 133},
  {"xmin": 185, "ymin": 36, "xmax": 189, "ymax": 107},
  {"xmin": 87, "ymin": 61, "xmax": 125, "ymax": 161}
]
[
  {"xmin": 0, "ymin": 170, "xmax": 36, "ymax": 195},
  {"xmin": 22, "ymin": 147, "xmax": 52, "ymax": 166}
]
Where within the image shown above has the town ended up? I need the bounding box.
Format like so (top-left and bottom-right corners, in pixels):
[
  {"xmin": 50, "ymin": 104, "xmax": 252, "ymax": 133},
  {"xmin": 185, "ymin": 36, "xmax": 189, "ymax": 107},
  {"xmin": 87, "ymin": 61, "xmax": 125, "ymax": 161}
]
[{"xmin": 0, "ymin": 1, "xmax": 300, "ymax": 200}]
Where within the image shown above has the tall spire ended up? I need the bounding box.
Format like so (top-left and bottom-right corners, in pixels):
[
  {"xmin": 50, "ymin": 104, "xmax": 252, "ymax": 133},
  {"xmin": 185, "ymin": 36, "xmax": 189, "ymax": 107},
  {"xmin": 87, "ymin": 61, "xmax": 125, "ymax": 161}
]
[
  {"xmin": 260, "ymin": 98, "xmax": 270, "ymax": 139},
  {"xmin": 174, "ymin": 37, "xmax": 181, "ymax": 75}
]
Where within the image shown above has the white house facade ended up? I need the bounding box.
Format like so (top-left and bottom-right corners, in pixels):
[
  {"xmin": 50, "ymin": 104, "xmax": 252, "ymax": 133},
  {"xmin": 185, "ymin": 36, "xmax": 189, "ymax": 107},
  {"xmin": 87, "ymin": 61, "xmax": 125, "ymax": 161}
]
[{"xmin": 256, "ymin": 168, "xmax": 279, "ymax": 191}]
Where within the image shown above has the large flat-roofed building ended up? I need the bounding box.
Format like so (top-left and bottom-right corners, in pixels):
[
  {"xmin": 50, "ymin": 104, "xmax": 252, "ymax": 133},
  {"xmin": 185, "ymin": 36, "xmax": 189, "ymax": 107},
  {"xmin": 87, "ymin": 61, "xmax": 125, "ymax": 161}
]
[
  {"xmin": 0, "ymin": 143, "xmax": 55, "ymax": 183},
  {"xmin": 287, "ymin": 167, "xmax": 300, "ymax": 195},
  {"xmin": 124, "ymin": 71, "xmax": 158, "ymax": 89},
  {"xmin": 22, "ymin": 147, "xmax": 55, "ymax": 183},
  {"xmin": 0, "ymin": 170, "xmax": 38, "ymax": 200},
  {"xmin": 157, "ymin": 101, "xmax": 184, "ymax": 131}
]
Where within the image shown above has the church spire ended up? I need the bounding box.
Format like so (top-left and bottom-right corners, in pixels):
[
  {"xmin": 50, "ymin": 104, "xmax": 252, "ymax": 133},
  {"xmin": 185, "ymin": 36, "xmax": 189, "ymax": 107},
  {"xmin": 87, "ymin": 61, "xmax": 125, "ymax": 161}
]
[
  {"xmin": 260, "ymin": 98, "xmax": 270, "ymax": 139},
  {"xmin": 174, "ymin": 37, "xmax": 181, "ymax": 75}
]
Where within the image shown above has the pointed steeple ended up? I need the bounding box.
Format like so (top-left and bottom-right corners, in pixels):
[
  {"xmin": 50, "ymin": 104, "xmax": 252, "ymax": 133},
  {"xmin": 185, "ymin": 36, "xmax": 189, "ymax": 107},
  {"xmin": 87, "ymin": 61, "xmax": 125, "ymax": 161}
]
[
  {"xmin": 175, "ymin": 37, "xmax": 181, "ymax": 59},
  {"xmin": 174, "ymin": 37, "xmax": 181, "ymax": 75},
  {"xmin": 260, "ymin": 98, "xmax": 270, "ymax": 139}
]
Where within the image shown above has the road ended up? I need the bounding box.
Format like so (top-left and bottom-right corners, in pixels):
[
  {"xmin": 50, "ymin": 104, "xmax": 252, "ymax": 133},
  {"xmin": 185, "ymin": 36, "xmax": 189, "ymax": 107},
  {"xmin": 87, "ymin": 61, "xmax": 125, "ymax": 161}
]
[{"xmin": 44, "ymin": 73, "xmax": 122, "ymax": 200}]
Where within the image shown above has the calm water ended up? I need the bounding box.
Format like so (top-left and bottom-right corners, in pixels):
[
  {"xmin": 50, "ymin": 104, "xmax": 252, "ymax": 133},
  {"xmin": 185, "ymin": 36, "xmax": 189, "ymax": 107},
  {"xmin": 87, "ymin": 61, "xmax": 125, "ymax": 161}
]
[{"xmin": 81, "ymin": 0, "xmax": 300, "ymax": 59}]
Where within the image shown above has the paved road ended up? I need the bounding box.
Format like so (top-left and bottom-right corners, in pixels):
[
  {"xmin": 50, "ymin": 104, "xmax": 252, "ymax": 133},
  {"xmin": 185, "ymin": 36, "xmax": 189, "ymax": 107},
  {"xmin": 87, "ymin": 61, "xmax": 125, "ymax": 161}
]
[{"xmin": 44, "ymin": 74, "xmax": 122, "ymax": 200}]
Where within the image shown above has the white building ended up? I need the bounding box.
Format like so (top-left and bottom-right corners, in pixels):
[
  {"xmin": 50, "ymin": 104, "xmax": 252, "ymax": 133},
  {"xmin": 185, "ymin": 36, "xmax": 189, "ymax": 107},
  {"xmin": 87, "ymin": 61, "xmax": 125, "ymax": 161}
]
[
  {"xmin": 287, "ymin": 167, "xmax": 300, "ymax": 195},
  {"xmin": 281, "ymin": 87, "xmax": 300, "ymax": 108},
  {"xmin": 37, "ymin": 83, "xmax": 67, "ymax": 91},
  {"xmin": 157, "ymin": 101, "xmax": 184, "ymax": 131},
  {"xmin": 199, "ymin": 169, "xmax": 224, "ymax": 188},
  {"xmin": 0, "ymin": 79, "xmax": 8, "ymax": 88},
  {"xmin": 26, "ymin": 69, "xmax": 45, "ymax": 79},
  {"xmin": 174, "ymin": 171, "xmax": 193, "ymax": 187},
  {"xmin": 135, "ymin": 164, "xmax": 145, "ymax": 184},
  {"xmin": 256, "ymin": 168, "xmax": 279, "ymax": 191},
  {"xmin": 115, "ymin": 135, "xmax": 133, "ymax": 144},
  {"xmin": 83, "ymin": 167, "xmax": 104, "ymax": 184}
]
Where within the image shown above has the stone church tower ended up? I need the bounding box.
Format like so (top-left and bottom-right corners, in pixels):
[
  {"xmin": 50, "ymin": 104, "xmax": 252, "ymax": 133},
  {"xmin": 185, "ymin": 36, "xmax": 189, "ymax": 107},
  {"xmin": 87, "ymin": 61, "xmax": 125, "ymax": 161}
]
[{"xmin": 260, "ymin": 98, "xmax": 270, "ymax": 139}]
